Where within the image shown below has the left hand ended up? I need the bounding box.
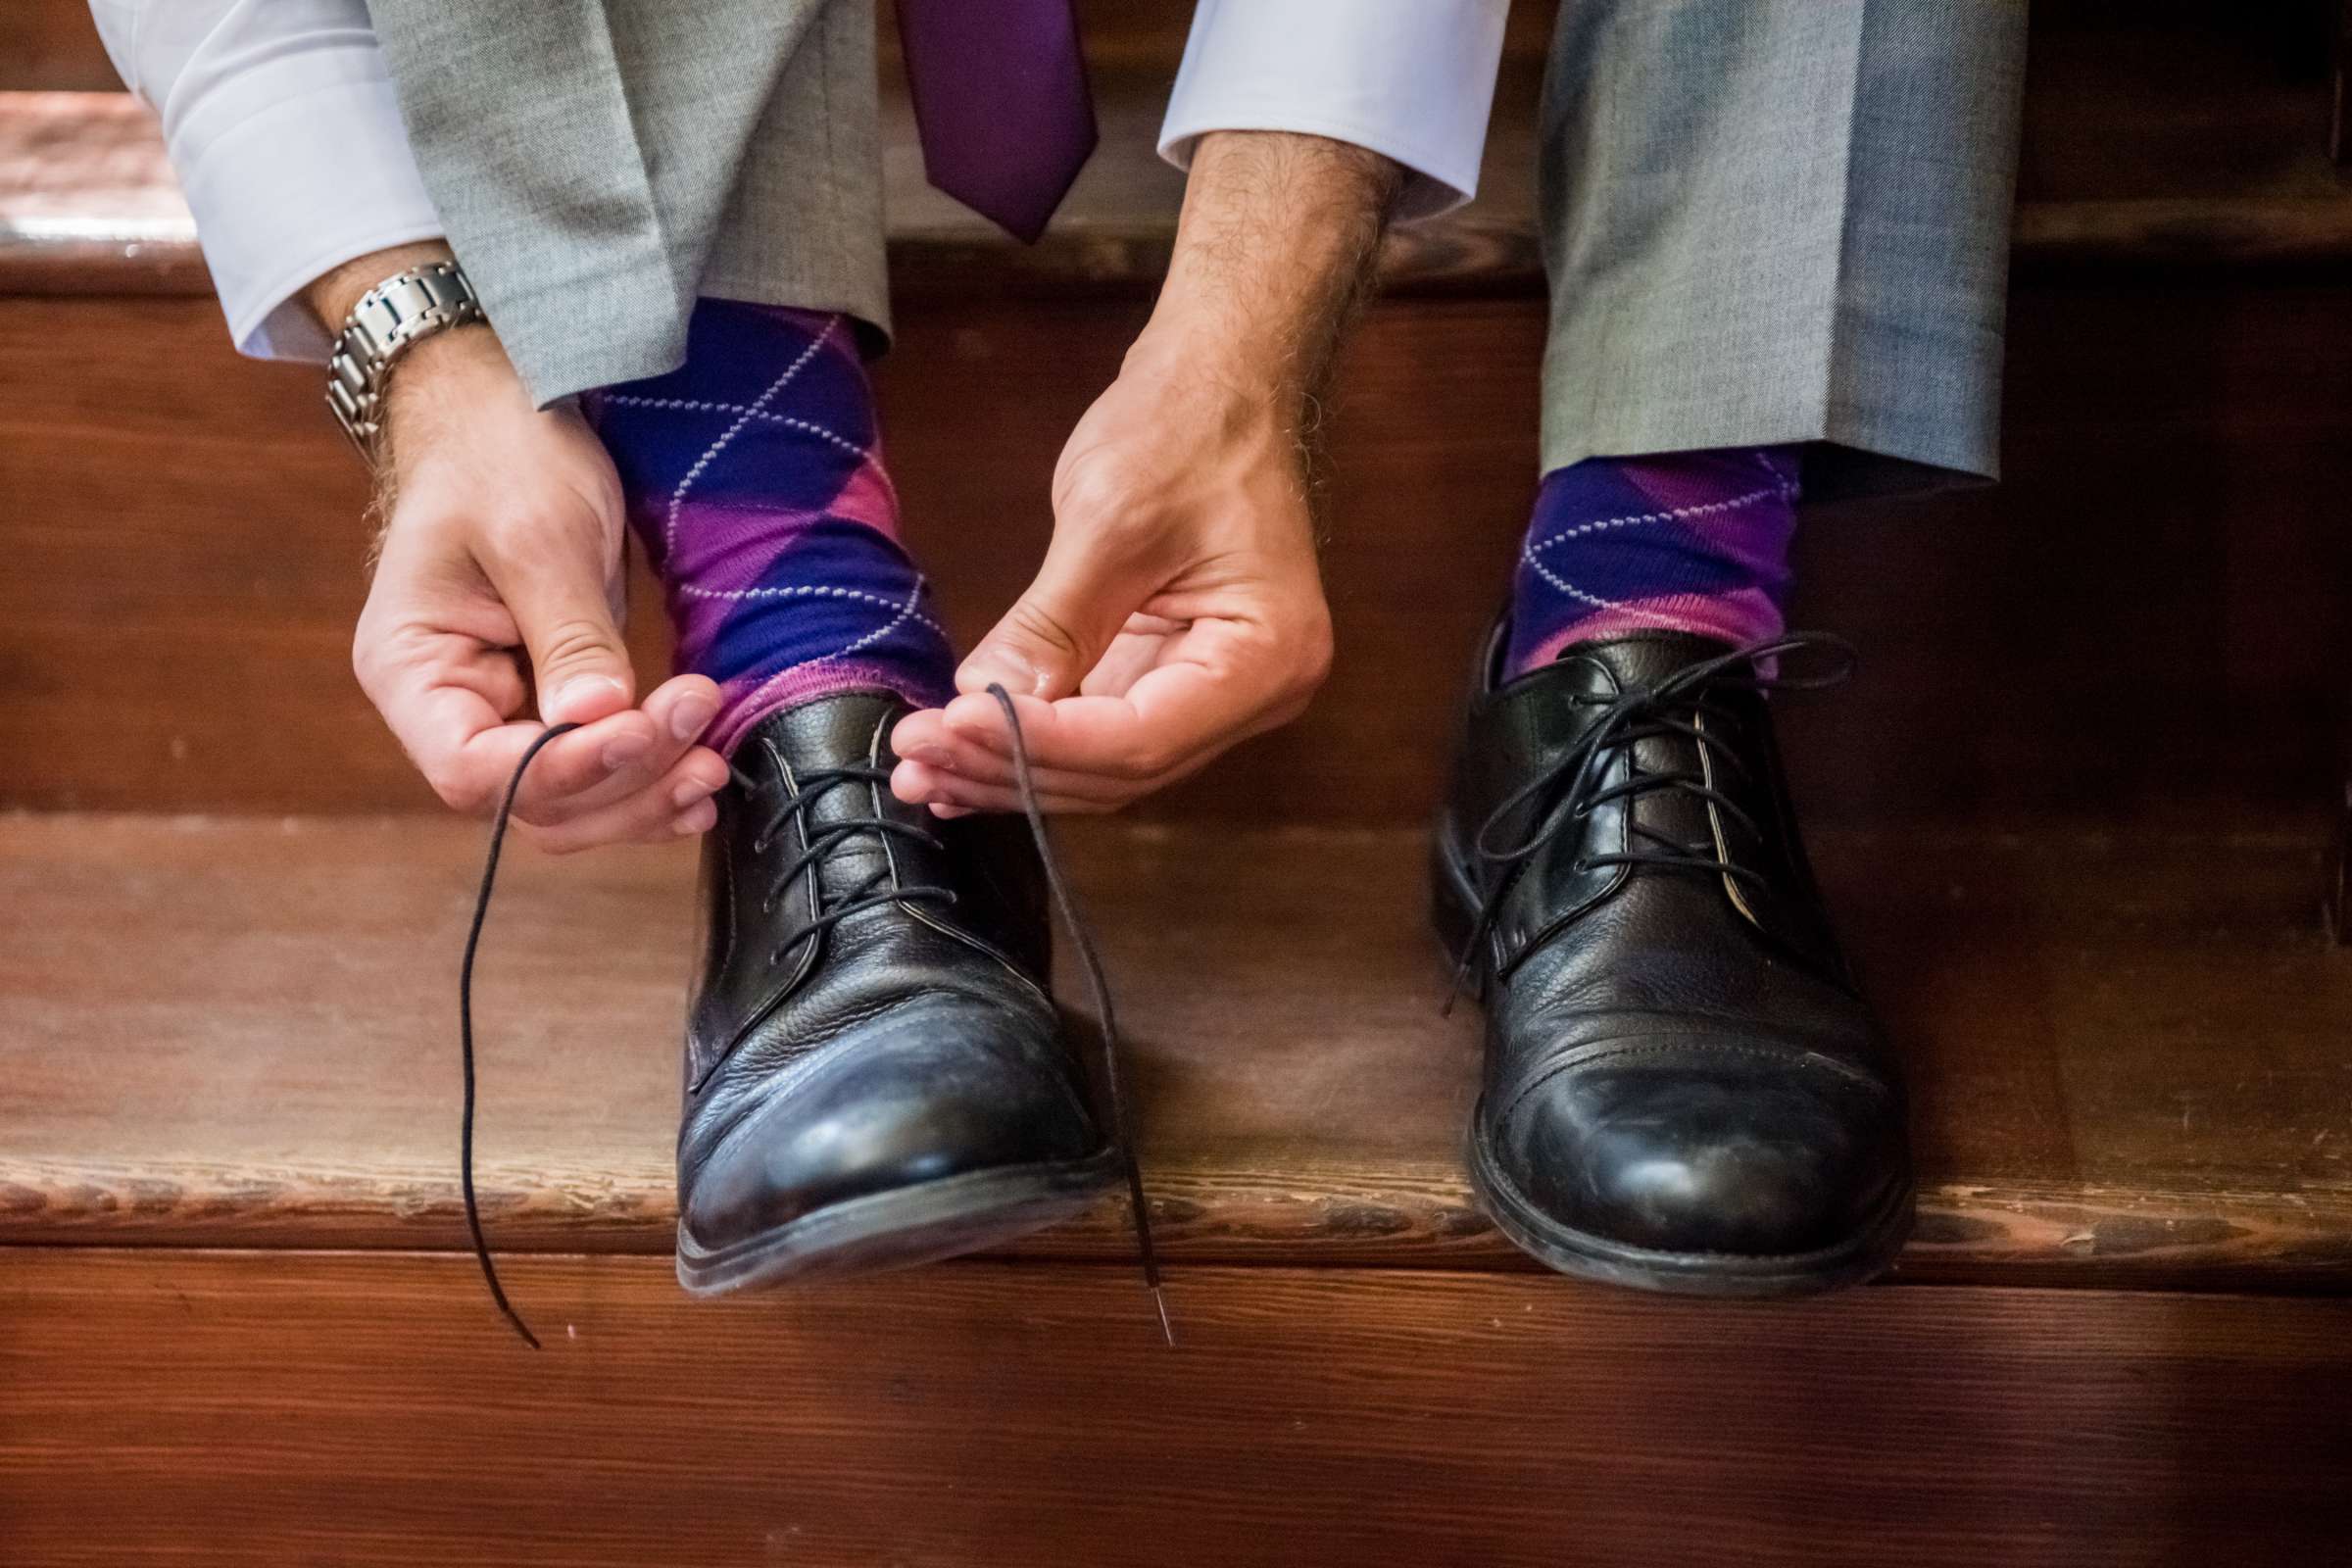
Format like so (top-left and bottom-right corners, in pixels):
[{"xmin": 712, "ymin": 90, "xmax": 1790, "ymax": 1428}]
[{"xmin": 887, "ymin": 325, "xmax": 1334, "ymax": 814}]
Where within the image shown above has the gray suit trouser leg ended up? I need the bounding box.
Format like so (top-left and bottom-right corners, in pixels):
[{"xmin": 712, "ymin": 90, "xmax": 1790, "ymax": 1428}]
[
  {"xmin": 1537, "ymin": 0, "xmax": 2029, "ymax": 499},
  {"xmin": 368, "ymin": 0, "xmax": 888, "ymax": 408}
]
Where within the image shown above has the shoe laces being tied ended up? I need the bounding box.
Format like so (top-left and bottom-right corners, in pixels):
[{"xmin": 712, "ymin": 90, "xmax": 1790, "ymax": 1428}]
[
  {"xmin": 1444, "ymin": 632, "xmax": 1856, "ymax": 1013},
  {"xmin": 713, "ymin": 752, "xmax": 956, "ymax": 1072},
  {"xmin": 455, "ymin": 687, "xmax": 1169, "ymax": 1348}
]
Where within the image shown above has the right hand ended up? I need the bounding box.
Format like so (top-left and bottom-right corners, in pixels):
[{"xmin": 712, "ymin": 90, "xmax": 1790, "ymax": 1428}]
[{"xmin": 352, "ymin": 327, "xmax": 729, "ymax": 853}]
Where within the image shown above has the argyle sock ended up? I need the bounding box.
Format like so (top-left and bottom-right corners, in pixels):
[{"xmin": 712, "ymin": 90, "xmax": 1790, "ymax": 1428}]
[
  {"xmin": 585, "ymin": 300, "xmax": 956, "ymax": 755},
  {"xmin": 1503, "ymin": 446, "xmax": 1801, "ymax": 676}
]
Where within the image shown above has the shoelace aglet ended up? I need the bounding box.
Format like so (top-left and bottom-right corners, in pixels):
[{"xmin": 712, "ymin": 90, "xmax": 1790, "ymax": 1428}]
[
  {"xmin": 1439, "ymin": 950, "xmax": 1475, "ymax": 1019},
  {"xmin": 1151, "ymin": 1285, "xmax": 1176, "ymax": 1348}
]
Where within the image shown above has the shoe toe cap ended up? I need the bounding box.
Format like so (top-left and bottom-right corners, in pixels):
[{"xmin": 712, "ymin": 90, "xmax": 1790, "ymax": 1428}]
[
  {"xmin": 1491, "ymin": 1046, "xmax": 1907, "ymax": 1259},
  {"xmin": 680, "ymin": 1002, "xmax": 1102, "ymax": 1251}
]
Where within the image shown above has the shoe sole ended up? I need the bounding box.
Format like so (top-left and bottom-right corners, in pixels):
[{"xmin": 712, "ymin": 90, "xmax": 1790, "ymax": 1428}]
[
  {"xmin": 1430, "ymin": 825, "xmax": 1915, "ymax": 1299},
  {"xmin": 675, "ymin": 1151, "xmax": 1124, "ymax": 1298}
]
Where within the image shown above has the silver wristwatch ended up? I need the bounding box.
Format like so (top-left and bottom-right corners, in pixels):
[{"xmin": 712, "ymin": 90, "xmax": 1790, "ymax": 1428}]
[{"xmin": 324, "ymin": 261, "xmax": 486, "ymax": 459}]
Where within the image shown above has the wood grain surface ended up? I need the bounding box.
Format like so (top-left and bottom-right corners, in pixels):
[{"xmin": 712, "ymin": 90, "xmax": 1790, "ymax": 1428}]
[
  {"xmin": 2, "ymin": 814, "xmax": 2346, "ymax": 1289},
  {"xmin": 9, "ymin": 278, "xmax": 2352, "ymax": 828},
  {"xmin": 3, "ymin": 1250, "xmax": 2348, "ymax": 1567}
]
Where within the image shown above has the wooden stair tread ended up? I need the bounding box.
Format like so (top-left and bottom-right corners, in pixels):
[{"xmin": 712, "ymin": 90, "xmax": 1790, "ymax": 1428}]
[{"xmin": 3, "ymin": 812, "xmax": 2346, "ymax": 1289}]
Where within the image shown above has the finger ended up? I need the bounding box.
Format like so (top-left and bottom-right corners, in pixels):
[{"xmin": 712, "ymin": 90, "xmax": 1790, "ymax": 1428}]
[
  {"xmin": 516, "ymin": 756, "xmax": 727, "ymax": 854},
  {"xmin": 890, "ymin": 738, "xmax": 1134, "ymax": 806},
  {"xmin": 516, "ymin": 741, "xmax": 728, "ymax": 829},
  {"xmin": 514, "ymin": 675, "xmax": 722, "ymax": 826},
  {"xmin": 645, "ymin": 673, "xmax": 722, "ymax": 747},
  {"xmin": 888, "ymin": 706, "xmax": 955, "ymax": 762},
  {"xmin": 488, "ymin": 527, "xmax": 637, "ymax": 725},
  {"xmin": 365, "ymin": 631, "xmax": 658, "ymax": 815},
  {"xmin": 955, "ymin": 524, "xmax": 1159, "ymax": 702},
  {"xmin": 891, "ymin": 760, "xmax": 1122, "ymax": 816},
  {"xmin": 944, "ymin": 623, "xmax": 1298, "ymax": 782},
  {"xmin": 896, "ymin": 705, "xmax": 1143, "ymax": 801},
  {"xmin": 1078, "ymin": 619, "xmax": 1186, "ymax": 697}
]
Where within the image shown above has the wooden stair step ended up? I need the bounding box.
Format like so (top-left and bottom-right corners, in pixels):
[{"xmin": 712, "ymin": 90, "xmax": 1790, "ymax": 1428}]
[{"xmin": 4, "ymin": 811, "xmax": 2346, "ymax": 1291}]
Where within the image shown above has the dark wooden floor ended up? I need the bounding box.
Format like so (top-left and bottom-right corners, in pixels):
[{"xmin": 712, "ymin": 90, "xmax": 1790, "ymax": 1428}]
[{"xmin": 5, "ymin": 1251, "xmax": 2348, "ymax": 1567}]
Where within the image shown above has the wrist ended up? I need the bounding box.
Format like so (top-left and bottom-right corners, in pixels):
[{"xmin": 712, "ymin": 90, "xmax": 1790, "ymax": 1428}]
[
  {"xmin": 1119, "ymin": 318, "xmax": 1302, "ymax": 457},
  {"xmin": 377, "ymin": 323, "xmax": 530, "ymax": 489},
  {"xmin": 1135, "ymin": 274, "xmax": 1299, "ymax": 394},
  {"xmin": 304, "ymin": 240, "xmax": 459, "ymax": 339}
]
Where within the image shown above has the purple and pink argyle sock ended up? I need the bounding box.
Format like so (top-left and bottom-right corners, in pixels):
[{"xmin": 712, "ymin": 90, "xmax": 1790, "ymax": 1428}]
[
  {"xmin": 1503, "ymin": 445, "xmax": 1801, "ymax": 677},
  {"xmin": 586, "ymin": 300, "xmax": 956, "ymax": 755}
]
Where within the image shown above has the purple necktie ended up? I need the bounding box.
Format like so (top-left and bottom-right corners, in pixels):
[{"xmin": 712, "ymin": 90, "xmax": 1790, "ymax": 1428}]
[{"xmin": 894, "ymin": 0, "xmax": 1099, "ymax": 244}]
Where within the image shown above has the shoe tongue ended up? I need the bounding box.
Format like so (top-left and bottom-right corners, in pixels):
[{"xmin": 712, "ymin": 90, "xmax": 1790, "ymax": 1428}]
[
  {"xmin": 747, "ymin": 689, "xmax": 907, "ymax": 774},
  {"xmin": 737, "ymin": 690, "xmax": 920, "ymax": 899}
]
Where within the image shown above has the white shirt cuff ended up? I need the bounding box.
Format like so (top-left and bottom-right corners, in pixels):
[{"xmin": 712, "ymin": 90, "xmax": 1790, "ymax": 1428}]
[
  {"xmin": 1157, "ymin": 0, "xmax": 1509, "ymax": 221},
  {"xmin": 169, "ymin": 55, "xmax": 443, "ymax": 360}
]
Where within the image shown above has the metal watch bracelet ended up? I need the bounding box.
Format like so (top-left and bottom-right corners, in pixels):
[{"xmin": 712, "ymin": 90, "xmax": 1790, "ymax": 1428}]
[{"xmin": 324, "ymin": 261, "xmax": 486, "ymax": 460}]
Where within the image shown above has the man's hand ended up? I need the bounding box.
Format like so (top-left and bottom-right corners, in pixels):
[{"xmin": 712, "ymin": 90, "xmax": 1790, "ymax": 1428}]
[
  {"xmin": 889, "ymin": 131, "xmax": 1402, "ymax": 814},
  {"xmin": 317, "ymin": 245, "xmax": 729, "ymax": 851}
]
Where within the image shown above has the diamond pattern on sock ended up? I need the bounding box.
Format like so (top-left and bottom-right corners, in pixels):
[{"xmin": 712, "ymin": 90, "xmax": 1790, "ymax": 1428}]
[
  {"xmin": 1504, "ymin": 446, "xmax": 1801, "ymax": 677},
  {"xmin": 586, "ymin": 301, "xmax": 957, "ymax": 754}
]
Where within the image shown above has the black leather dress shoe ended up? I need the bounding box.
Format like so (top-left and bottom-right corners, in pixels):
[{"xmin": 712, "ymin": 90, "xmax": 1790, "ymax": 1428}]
[
  {"xmin": 1434, "ymin": 626, "xmax": 1912, "ymax": 1297},
  {"xmin": 673, "ymin": 691, "xmax": 1118, "ymax": 1295}
]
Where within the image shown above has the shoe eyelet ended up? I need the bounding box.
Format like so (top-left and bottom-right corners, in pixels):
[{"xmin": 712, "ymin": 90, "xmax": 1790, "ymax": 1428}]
[{"xmin": 749, "ymin": 836, "xmax": 769, "ymax": 855}]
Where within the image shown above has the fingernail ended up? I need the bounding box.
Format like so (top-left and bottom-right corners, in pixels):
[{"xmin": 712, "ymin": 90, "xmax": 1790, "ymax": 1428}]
[
  {"xmin": 552, "ymin": 675, "xmax": 627, "ymax": 720},
  {"xmin": 674, "ymin": 800, "xmax": 718, "ymax": 835},
  {"xmin": 670, "ymin": 693, "xmax": 717, "ymax": 742},
  {"xmin": 911, "ymin": 746, "xmax": 954, "ymax": 767},
  {"xmin": 672, "ymin": 776, "xmax": 716, "ymax": 809},
  {"xmin": 602, "ymin": 738, "xmax": 650, "ymax": 772},
  {"xmin": 957, "ymin": 652, "xmax": 1039, "ymax": 698}
]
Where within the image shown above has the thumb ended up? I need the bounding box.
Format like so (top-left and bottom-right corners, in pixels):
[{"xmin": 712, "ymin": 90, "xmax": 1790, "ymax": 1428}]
[
  {"xmin": 500, "ymin": 548, "xmax": 636, "ymax": 725},
  {"xmin": 959, "ymin": 541, "xmax": 1145, "ymax": 700}
]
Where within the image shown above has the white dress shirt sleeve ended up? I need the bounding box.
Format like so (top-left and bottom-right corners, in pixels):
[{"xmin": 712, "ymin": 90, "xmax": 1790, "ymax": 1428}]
[
  {"xmin": 1157, "ymin": 0, "xmax": 1511, "ymax": 220},
  {"xmin": 88, "ymin": 0, "xmax": 443, "ymax": 362}
]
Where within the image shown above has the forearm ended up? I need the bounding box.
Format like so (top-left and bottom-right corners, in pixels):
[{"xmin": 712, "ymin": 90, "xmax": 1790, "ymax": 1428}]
[{"xmin": 1137, "ymin": 130, "xmax": 1405, "ymax": 428}]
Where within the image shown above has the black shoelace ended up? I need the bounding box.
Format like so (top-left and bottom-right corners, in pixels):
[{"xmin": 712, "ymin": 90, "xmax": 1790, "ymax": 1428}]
[
  {"xmin": 1444, "ymin": 632, "xmax": 1854, "ymax": 1013},
  {"xmin": 456, "ymin": 686, "xmax": 1168, "ymax": 1348},
  {"xmin": 986, "ymin": 684, "xmax": 1172, "ymax": 1347},
  {"xmin": 720, "ymin": 758, "xmax": 956, "ymax": 1050}
]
